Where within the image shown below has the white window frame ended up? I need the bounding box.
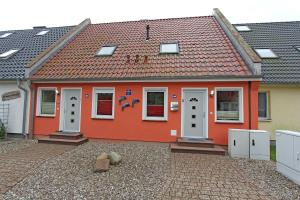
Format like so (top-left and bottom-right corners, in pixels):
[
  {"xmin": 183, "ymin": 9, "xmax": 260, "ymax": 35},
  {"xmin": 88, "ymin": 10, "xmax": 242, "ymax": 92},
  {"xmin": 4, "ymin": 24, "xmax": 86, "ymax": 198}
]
[
  {"xmin": 91, "ymin": 87, "xmax": 115, "ymax": 119},
  {"xmin": 142, "ymin": 87, "xmax": 168, "ymax": 121},
  {"xmin": 254, "ymin": 49, "xmax": 278, "ymax": 58},
  {"xmin": 215, "ymin": 87, "xmax": 244, "ymax": 123},
  {"xmin": 160, "ymin": 42, "xmax": 179, "ymax": 54},
  {"xmin": 36, "ymin": 87, "xmax": 57, "ymax": 117},
  {"xmin": 235, "ymin": 25, "xmax": 251, "ymax": 31},
  {"xmin": 258, "ymin": 91, "xmax": 270, "ymax": 120},
  {"xmin": 96, "ymin": 45, "xmax": 117, "ymax": 56}
]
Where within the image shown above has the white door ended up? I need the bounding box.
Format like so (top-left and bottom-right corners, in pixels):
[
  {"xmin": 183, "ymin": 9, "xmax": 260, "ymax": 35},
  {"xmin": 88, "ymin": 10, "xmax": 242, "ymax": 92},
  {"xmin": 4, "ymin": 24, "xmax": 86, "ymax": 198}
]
[
  {"xmin": 250, "ymin": 130, "xmax": 270, "ymax": 160},
  {"xmin": 276, "ymin": 132, "xmax": 294, "ymax": 168},
  {"xmin": 61, "ymin": 89, "xmax": 81, "ymax": 132},
  {"xmin": 182, "ymin": 89, "xmax": 207, "ymax": 138},
  {"xmin": 293, "ymin": 136, "xmax": 300, "ymax": 171}
]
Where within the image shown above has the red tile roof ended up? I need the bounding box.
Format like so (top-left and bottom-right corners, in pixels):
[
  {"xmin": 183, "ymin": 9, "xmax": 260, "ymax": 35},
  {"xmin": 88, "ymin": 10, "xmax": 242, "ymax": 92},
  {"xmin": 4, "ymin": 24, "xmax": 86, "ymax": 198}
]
[{"xmin": 31, "ymin": 16, "xmax": 253, "ymax": 80}]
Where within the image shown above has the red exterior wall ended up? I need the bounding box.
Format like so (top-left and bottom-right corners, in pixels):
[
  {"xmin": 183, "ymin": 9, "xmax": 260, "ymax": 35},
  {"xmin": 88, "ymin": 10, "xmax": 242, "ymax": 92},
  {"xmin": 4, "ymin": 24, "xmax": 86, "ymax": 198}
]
[{"xmin": 32, "ymin": 81, "xmax": 259, "ymax": 145}]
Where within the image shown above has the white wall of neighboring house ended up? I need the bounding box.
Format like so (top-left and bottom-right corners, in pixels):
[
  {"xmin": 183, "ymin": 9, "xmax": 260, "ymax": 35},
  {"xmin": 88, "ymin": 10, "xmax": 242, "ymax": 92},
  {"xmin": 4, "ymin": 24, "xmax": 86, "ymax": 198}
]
[{"xmin": 0, "ymin": 81, "xmax": 30, "ymax": 134}]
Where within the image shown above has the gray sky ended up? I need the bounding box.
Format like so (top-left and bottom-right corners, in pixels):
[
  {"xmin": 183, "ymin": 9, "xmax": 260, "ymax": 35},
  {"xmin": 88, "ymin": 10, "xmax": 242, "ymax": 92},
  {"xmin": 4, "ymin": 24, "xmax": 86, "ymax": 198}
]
[{"xmin": 1, "ymin": 0, "xmax": 299, "ymax": 30}]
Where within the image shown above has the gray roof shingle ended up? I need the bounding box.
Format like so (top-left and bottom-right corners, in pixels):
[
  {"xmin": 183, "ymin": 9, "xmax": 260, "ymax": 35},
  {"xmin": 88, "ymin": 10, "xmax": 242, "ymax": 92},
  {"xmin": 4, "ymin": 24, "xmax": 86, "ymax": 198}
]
[
  {"xmin": 0, "ymin": 26, "xmax": 74, "ymax": 80},
  {"xmin": 235, "ymin": 21, "xmax": 300, "ymax": 84}
]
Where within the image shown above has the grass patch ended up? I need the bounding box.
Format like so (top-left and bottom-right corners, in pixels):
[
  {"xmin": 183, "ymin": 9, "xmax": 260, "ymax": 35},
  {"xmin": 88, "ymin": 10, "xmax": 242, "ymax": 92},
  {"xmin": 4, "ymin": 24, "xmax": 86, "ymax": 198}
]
[{"xmin": 270, "ymin": 145, "xmax": 276, "ymax": 161}]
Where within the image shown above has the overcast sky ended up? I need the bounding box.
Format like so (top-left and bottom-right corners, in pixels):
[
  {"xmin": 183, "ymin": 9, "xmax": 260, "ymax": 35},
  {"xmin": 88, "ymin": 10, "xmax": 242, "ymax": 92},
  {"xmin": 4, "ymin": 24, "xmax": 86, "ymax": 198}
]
[{"xmin": 1, "ymin": 0, "xmax": 299, "ymax": 30}]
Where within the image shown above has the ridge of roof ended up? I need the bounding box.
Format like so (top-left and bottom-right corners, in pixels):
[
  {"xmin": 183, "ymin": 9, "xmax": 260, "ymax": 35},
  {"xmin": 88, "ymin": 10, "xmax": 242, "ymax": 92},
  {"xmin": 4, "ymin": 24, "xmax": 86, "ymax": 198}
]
[
  {"xmin": 91, "ymin": 15, "xmax": 213, "ymax": 26},
  {"xmin": 235, "ymin": 20, "xmax": 300, "ymax": 26},
  {"xmin": 0, "ymin": 25, "xmax": 75, "ymax": 33}
]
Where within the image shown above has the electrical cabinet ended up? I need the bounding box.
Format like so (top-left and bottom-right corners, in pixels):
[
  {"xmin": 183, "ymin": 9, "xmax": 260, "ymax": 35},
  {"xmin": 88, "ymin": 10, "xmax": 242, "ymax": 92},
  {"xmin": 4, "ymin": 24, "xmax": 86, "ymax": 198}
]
[
  {"xmin": 276, "ymin": 130, "xmax": 300, "ymax": 185},
  {"xmin": 228, "ymin": 129, "xmax": 270, "ymax": 160}
]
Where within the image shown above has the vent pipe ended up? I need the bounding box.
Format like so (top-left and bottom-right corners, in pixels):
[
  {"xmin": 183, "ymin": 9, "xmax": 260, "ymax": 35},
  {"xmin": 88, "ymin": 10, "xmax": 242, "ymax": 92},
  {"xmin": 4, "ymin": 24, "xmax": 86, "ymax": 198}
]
[{"xmin": 146, "ymin": 25, "xmax": 150, "ymax": 40}]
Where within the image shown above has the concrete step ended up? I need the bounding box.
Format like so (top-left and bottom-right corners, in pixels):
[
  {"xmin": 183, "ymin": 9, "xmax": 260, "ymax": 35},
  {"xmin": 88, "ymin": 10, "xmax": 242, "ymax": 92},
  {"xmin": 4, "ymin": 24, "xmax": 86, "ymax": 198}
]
[
  {"xmin": 177, "ymin": 137, "xmax": 215, "ymax": 148},
  {"xmin": 170, "ymin": 143, "xmax": 226, "ymax": 155},
  {"xmin": 49, "ymin": 132, "xmax": 83, "ymax": 140},
  {"xmin": 37, "ymin": 137, "xmax": 88, "ymax": 146}
]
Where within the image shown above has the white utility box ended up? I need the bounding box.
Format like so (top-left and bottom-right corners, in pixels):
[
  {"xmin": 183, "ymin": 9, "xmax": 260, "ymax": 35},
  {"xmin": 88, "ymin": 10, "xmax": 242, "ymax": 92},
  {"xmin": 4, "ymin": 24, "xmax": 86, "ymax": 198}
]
[
  {"xmin": 276, "ymin": 130, "xmax": 300, "ymax": 185},
  {"xmin": 228, "ymin": 129, "xmax": 270, "ymax": 160}
]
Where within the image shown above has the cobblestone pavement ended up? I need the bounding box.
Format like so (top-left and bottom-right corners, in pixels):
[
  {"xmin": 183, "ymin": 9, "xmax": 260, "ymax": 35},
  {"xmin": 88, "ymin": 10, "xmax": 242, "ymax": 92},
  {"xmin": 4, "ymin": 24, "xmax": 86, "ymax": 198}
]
[
  {"xmin": 161, "ymin": 153, "xmax": 277, "ymax": 200},
  {"xmin": 0, "ymin": 143, "xmax": 74, "ymax": 197}
]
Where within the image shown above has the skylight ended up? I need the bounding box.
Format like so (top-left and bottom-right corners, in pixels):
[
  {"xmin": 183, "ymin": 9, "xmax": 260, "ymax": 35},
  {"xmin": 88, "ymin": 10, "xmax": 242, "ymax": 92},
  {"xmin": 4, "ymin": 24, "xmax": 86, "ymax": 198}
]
[
  {"xmin": 296, "ymin": 47, "xmax": 300, "ymax": 52},
  {"xmin": 96, "ymin": 46, "xmax": 117, "ymax": 56},
  {"xmin": 160, "ymin": 43, "xmax": 179, "ymax": 54},
  {"xmin": 235, "ymin": 25, "xmax": 251, "ymax": 32},
  {"xmin": 0, "ymin": 33, "xmax": 13, "ymax": 38},
  {"xmin": 0, "ymin": 49, "xmax": 20, "ymax": 59},
  {"xmin": 36, "ymin": 30, "xmax": 49, "ymax": 36},
  {"xmin": 255, "ymin": 49, "xmax": 278, "ymax": 58}
]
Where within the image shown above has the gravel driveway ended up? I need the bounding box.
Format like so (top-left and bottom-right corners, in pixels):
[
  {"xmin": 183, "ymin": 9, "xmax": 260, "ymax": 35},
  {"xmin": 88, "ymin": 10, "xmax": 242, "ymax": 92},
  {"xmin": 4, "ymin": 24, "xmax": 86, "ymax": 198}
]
[
  {"xmin": 0, "ymin": 138, "xmax": 36, "ymax": 154},
  {"xmin": 2, "ymin": 140, "xmax": 300, "ymax": 200}
]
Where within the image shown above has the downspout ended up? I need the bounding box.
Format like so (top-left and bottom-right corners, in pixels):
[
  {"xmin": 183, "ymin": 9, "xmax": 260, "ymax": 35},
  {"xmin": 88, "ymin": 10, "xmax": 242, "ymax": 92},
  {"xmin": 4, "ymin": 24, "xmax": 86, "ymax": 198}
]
[
  {"xmin": 248, "ymin": 81, "xmax": 252, "ymax": 130},
  {"xmin": 17, "ymin": 79, "xmax": 28, "ymax": 138}
]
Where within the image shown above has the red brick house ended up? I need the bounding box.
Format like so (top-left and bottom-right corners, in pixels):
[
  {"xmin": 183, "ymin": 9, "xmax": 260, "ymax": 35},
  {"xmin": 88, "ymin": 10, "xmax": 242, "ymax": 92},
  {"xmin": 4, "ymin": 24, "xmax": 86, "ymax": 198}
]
[{"xmin": 28, "ymin": 9, "xmax": 262, "ymax": 145}]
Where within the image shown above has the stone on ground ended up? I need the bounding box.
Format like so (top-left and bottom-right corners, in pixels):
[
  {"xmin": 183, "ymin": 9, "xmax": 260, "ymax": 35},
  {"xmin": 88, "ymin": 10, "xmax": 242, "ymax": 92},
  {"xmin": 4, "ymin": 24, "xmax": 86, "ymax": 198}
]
[
  {"xmin": 108, "ymin": 151, "xmax": 122, "ymax": 165},
  {"xmin": 94, "ymin": 158, "xmax": 110, "ymax": 173},
  {"xmin": 97, "ymin": 152, "xmax": 108, "ymax": 160}
]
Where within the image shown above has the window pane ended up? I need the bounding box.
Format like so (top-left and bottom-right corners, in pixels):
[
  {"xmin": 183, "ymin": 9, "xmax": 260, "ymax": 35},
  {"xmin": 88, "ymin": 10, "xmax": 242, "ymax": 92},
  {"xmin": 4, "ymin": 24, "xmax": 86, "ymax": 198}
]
[
  {"xmin": 160, "ymin": 43, "xmax": 178, "ymax": 54},
  {"xmin": 258, "ymin": 92, "xmax": 267, "ymax": 118},
  {"xmin": 255, "ymin": 49, "xmax": 277, "ymax": 58},
  {"xmin": 97, "ymin": 93, "xmax": 113, "ymax": 115},
  {"xmin": 41, "ymin": 90, "xmax": 55, "ymax": 115},
  {"xmin": 147, "ymin": 92, "xmax": 164, "ymax": 117},
  {"xmin": 97, "ymin": 46, "xmax": 116, "ymax": 56},
  {"xmin": 217, "ymin": 91, "xmax": 239, "ymax": 121}
]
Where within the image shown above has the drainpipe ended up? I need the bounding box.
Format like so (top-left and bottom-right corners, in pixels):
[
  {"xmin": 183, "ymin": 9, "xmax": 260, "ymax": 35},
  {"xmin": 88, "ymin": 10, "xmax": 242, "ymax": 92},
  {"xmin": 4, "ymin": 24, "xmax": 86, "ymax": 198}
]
[
  {"xmin": 17, "ymin": 79, "xmax": 28, "ymax": 138},
  {"xmin": 248, "ymin": 81, "xmax": 252, "ymax": 130}
]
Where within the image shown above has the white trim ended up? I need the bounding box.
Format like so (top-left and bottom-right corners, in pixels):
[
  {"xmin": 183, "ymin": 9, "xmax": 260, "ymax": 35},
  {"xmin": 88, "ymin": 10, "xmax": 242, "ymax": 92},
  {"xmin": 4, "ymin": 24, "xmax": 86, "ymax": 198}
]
[
  {"xmin": 91, "ymin": 87, "xmax": 115, "ymax": 119},
  {"xmin": 214, "ymin": 87, "xmax": 244, "ymax": 123},
  {"xmin": 36, "ymin": 87, "xmax": 57, "ymax": 117},
  {"xmin": 142, "ymin": 87, "xmax": 168, "ymax": 121},
  {"xmin": 181, "ymin": 88, "xmax": 208, "ymax": 139},
  {"xmin": 33, "ymin": 78, "xmax": 262, "ymax": 84},
  {"xmin": 59, "ymin": 88, "xmax": 82, "ymax": 132},
  {"xmin": 258, "ymin": 91, "xmax": 270, "ymax": 120}
]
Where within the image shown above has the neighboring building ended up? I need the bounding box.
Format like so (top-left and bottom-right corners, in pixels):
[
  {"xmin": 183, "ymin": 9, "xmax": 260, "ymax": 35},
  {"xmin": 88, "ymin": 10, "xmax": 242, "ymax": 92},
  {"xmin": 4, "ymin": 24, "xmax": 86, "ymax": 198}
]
[
  {"xmin": 0, "ymin": 20, "xmax": 90, "ymax": 136},
  {"xmin": 29, "ymin": 9, "xmax": 261, "ymax": 145},
  {"xmin": 235, "ymin": 21, "xmax": 300, "ymax": 140}
]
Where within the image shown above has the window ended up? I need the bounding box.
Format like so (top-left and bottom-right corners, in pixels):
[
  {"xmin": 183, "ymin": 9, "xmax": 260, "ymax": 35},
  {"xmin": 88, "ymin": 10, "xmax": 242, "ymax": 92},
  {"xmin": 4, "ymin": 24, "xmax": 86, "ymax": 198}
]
[
  {"xmin": 96, "ymin": 46, "xmax": 117, "ymax": 56},
  {"xmin": 215, "ymin": 88, "xmax": 243, "ymax": 122},
  {"xmin": 36, "ymin": 30, "xmax": 49, "ymax": 36},
  {"xmin": 37, "ymin": 88, "xmax": 56, "ymax": 116},
  {"xmin": 92, "ymin": 88, "xmax": 115, "ymax": 119},
  {"xmin": 0, "ymin": 49, "xmax": 20, "ymax": 59},
  {"xmin": 255, "ymin": 49, "xmax": 278, "ymax": 58},
  {"xmin": 296, "ymin": 47, "xmax": 300, "ymax": 52},
  {"xmin": 235, "ymin": 25, "xmax": 251, "ymax": 31},
  {"xmin": 258, "ymin": 92, "xmax": 270, "ymax": 119},
  {"xmin": 0, "ymin": 33, "xmax": 13, "ymax": 38},
  {"xmin": 160, "ymin": 43, "xmax": 179, "ymax": 54},
  {"xmin": 143, "ymin": 88, "xmax": 168, "ymax": 121}
]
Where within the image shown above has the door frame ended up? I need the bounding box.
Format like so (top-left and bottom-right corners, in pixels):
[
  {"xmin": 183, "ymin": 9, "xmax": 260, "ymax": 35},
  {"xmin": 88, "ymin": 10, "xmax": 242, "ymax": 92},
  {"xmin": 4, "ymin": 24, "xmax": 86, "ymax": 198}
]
[
  {"xmin": 181, "ymin": 88, "xmax": 208, "ymax": 139},
  {"xmin": 59, "ymin": 87, "xmax": 82, "ymax": 132}
]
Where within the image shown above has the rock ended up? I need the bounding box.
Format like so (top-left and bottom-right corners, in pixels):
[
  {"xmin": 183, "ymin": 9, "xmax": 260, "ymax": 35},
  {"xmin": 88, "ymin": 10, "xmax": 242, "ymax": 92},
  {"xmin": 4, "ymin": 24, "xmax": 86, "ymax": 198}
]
[
  {"xmin": 94, "ymin": 158, "xmax": 110, "ymax": 173},
  {"xmin": 108, "ymin": 152, "xmax": 122, "ymax": 165},
  {"xmin": 97, "ymin": 152, "xmax": 108, "ymax": 160}
]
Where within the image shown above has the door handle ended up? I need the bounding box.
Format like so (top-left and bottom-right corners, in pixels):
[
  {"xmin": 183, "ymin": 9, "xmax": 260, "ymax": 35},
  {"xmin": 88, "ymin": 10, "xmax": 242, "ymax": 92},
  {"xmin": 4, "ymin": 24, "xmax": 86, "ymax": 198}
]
[
  {"xmin": 233, "ymin": 140, "xmax": 236, "ymax": 146},
  {"xmin": 297, "ymin": 152, "xmax": 300, "ymax": 161},
  {"xmin": 252, "ymin": 139, "xmax": 255, "ymax": 146}
]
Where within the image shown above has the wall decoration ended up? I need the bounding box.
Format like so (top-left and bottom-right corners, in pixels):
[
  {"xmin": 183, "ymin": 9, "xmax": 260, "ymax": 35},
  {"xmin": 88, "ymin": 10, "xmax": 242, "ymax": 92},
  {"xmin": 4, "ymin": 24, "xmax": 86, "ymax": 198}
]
[
  {"xmin": 132, "ymin": 98, "xmax": 140, "ymax": 107},
  {"xmin": 125, "ymin": 89, "xmax": 132, "ymax": 96},
  {"xmin": 2, "ymin": 91, "xmax": 21, "ymax": 101},
  {"xmin": 122, "ymin": 103, "xmax": 130, "ymax": 111},
  {"xmin": 119, "ymin": 96, "xmax": 126, "ymax": 103}
]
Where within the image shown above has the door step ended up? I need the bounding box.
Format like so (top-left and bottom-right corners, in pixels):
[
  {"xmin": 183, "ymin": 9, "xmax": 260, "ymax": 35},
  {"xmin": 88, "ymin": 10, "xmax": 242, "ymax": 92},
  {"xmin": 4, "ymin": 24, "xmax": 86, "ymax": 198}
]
[
  {"xmin": 170, "ymin": 143, "xmax": 226, "ymax": 155},
  {"xmin": 37, "ymin": 132, "xmax": 88, "ymax": 146},
  {"xmin": 177, "ymin": 137, "xmax": 215, "ymax": 148},
  {"xmin": 49, "ymin": 132, "xmax": 83, "ymax": 140}
]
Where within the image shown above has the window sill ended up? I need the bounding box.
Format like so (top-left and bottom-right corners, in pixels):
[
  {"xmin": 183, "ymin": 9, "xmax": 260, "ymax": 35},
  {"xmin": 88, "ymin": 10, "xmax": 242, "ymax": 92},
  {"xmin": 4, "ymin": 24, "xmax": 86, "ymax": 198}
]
[
  {"xmin": 143, "ymin": 117, "xmax": 168, "ymax": 122},
  {"xmin": 259, "ymin": 118, "xmax": 272, "ymax": 122},
  {"xmin": 36, "ymin": 114, "xmax": 55, "ymax": 118},
  {"xmin": 92, "ymin": 116, "xmax": 114, "ymax": 120},
  {"xmin": 215, "ymin": 120, "xmax": 244, "ymax": 124}
]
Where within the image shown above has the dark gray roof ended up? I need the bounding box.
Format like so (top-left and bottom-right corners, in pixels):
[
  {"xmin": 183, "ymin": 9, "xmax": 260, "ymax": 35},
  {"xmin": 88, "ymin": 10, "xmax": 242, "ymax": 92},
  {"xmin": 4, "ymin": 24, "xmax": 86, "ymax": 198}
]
[
  {"xmin": 0, "ymin": 26, "xmax": 74, "ymax": 80},
  {"xmin": 235, "ymin": 21, "xmax": 300, "ymax": 84}
]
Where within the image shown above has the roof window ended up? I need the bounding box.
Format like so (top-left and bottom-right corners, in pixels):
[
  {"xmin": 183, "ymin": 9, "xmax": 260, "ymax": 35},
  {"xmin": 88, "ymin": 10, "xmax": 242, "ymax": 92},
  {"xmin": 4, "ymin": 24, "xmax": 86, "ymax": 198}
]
[
  {"xmin": 0, "ymin": 49, "xmax": 20, "ymax": 59},
  {"xmin": 296, "ymin": 47, "xmax": 300, "ymax": 52},
  {"xmin": 235, "ymin": 25, "xmax": 251, "ymax": 31},
  {"xmin": 0, "ymin": 33, "xmax": 13, "ymax": 38},
  {"xmin": 160, "ymin": 43, "xmax": 179, "ymax": 54},
  {"xmin": 255, "ymin": 49, "xmax": 278, "ymax": 58},
  {"xmin": 36, "ymin": 30, "xmax": 49, "ymax": 36},
  {"xmin": 96, "ymin": 46, "xmax": 117, "ymax": 56}
]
